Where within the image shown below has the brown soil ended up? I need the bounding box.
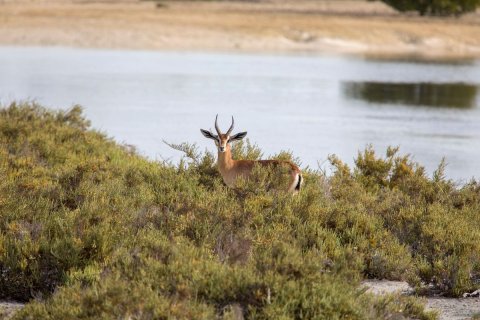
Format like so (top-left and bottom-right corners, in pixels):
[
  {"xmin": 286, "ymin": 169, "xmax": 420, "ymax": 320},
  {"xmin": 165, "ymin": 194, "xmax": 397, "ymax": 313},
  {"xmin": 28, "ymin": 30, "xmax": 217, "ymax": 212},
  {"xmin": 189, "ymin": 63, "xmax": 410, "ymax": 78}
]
[{"xmin": 0, "ymin": 0, "xmax": 480, "ymax": 59}]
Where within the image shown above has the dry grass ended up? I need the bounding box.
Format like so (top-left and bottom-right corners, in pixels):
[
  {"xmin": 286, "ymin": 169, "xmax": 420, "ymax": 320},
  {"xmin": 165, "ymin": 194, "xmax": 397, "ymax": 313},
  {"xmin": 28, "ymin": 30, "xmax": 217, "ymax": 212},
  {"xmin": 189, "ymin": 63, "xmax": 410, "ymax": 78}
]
[{"xmin": 0, "ymin": 0, "xmax": 479, "ymax": 58}]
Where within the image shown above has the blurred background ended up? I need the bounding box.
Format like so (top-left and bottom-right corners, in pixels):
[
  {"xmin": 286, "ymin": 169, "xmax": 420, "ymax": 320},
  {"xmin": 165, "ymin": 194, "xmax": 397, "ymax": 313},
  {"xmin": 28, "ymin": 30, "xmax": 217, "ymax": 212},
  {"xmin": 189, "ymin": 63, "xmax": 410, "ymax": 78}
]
[{"xmin": 1, "ymin": 0, "xmax": 479, "ymax": 181}]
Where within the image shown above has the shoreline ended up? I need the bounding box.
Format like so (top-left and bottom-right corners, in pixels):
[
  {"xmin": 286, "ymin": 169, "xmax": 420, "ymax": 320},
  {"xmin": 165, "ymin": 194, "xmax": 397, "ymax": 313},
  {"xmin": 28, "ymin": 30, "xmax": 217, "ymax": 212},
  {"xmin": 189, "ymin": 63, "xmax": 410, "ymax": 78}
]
[
  {"xmin": 0, "ymin": 1, "xmax": 480, "ymax": 59},
  {"xmin": 3, "ymin": 44, "xmax": 479, "ymax": 66}
]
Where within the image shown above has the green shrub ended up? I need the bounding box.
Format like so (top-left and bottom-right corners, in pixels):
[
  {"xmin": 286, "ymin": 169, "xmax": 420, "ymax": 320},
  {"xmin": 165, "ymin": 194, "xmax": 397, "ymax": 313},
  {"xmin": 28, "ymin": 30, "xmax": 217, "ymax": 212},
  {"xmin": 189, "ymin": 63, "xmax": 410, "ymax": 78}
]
[
  {"xmin": 380, "ymin": 0, "xmax": 480, "ymax": 16},
  {"xmin": 3, "ymin": 101, "xmax": 478, "ymax": 319},
  {"xmin": 341, "ymin": 146, "xmax": 480, "ymax": 295}
]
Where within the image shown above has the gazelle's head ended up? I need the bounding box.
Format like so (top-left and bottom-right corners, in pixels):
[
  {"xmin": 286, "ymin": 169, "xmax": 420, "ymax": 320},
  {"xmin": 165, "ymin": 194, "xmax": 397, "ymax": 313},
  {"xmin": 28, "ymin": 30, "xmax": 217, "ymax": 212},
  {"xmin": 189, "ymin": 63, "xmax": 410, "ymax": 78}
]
[{"xmin": 200, "ymin": 115, "xmax": 247, "ymax": 153}]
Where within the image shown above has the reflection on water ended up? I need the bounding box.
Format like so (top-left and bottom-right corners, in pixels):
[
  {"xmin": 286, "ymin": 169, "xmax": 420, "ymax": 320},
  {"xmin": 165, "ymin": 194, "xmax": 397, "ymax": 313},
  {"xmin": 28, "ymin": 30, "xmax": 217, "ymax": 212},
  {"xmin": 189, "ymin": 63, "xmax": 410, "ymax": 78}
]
[
  {"xmin": 343, "ymin": 82, "xmax": 479, "ymax": 108},
  {"xmin": 363, "ymin": 54, "xmax": 477, "ymax": 66}
]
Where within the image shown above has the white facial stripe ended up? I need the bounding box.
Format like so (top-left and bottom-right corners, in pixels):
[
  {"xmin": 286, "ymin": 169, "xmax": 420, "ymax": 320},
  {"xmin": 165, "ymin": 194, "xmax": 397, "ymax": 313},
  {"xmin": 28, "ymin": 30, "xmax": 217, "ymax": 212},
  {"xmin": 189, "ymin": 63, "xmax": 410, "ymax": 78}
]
[{"xmin": 217, "ymin": 137, "xmax": 228, "ymax": 152}]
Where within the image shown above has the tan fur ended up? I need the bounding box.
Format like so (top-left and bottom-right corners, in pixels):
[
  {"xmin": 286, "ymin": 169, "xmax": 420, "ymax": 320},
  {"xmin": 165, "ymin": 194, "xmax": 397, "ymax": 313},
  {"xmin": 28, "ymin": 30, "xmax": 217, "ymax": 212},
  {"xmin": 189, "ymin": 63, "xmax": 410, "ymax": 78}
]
[{"xmin": 216, "ymin": 134, "xmax": 301, "ymax": 193}]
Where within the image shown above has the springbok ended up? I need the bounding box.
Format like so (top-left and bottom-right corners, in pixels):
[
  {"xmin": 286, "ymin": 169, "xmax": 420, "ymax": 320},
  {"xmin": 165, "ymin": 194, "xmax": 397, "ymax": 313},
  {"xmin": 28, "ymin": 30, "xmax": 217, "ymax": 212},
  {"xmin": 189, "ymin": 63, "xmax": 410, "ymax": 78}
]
[{"xmin": 201, "ymin": 115, "xmax": 302, "ymax": 193}]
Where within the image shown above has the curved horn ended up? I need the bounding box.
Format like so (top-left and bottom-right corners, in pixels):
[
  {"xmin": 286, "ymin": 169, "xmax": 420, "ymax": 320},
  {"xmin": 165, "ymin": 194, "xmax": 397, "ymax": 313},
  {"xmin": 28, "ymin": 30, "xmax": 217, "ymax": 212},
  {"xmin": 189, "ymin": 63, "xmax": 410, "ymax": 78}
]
[
  {"xmin": 214, "ymin": 114, "xmax": 222, "ymax": 136},
  {"xmin": 226, "ymin": 116, "xmax": 234, "ymax": 136}
]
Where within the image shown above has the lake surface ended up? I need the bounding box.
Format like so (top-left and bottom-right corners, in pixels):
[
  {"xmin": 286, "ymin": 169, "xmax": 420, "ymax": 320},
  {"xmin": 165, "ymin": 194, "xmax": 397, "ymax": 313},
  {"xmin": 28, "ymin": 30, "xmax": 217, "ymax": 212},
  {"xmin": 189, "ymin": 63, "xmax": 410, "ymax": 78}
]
[{"xmin": 1, "ymin": 46, "xmax": 479, "ymax": 181}]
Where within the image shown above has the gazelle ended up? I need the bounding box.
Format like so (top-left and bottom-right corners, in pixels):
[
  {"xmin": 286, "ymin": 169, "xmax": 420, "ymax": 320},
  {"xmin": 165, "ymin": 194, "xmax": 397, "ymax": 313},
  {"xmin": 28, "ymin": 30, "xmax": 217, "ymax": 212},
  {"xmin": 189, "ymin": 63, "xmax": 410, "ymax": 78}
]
[{"xmin": 200, "ymin": 115, "xmax": 302, "ymax": 193}]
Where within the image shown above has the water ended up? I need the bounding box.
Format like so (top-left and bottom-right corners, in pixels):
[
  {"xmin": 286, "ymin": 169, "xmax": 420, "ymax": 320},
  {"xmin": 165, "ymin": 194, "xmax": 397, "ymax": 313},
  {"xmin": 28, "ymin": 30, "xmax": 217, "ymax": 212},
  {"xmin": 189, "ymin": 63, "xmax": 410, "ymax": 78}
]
[{"xmin": 1, "ymin": 46, "xmax": 479, "ymax": 181}]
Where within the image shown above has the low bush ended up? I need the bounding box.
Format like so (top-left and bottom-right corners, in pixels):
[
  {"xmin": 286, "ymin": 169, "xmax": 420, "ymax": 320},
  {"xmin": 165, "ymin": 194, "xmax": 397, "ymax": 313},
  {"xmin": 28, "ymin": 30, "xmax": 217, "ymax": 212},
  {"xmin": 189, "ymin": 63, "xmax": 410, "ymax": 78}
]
[
  {"xmin": 380, "ymin": 0, "xmax": 480, "ymax": 16},
  {"xmin": 2, "ymin": 102, "xmax": 478, "ymax": 319}
]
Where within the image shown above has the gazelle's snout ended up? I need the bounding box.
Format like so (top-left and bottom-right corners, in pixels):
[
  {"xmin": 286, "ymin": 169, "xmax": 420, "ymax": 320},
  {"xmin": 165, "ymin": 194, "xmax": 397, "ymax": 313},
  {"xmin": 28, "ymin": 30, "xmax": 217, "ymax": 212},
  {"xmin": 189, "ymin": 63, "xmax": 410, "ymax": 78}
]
[
  {"xmin": 215, "ymin": 137, "xmax": 228, "ymax": 153},
  {"xmin": 217, "ymin": 136, "xmax": 229, "ymax": 153}
]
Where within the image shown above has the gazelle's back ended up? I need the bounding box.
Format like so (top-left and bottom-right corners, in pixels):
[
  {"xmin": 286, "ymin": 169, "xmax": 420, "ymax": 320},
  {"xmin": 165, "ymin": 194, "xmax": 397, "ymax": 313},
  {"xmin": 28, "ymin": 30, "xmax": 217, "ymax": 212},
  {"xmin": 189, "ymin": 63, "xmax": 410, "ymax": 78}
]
[{"xmin": 234, "ymin": 159, "xmax": 302, "ymax": 192}]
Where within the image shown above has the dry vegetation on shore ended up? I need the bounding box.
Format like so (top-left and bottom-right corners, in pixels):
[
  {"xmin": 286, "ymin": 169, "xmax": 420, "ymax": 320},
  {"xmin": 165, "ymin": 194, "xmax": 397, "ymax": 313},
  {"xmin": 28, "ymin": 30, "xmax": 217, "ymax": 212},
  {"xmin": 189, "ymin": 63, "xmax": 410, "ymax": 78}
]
[{"xmin": 0, "ymin": 0, "xmax": 480, "ymax": 58}]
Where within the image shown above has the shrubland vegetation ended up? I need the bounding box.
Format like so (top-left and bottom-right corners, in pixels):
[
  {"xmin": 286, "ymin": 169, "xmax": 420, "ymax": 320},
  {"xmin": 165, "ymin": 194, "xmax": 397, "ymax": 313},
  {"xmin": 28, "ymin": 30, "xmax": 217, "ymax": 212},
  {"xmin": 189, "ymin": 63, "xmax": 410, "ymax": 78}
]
[
  {"xmin": 379, "ymin": 0, "xmax": 480, "ymax": 16},
  {"xmin": 1, "ymin": 102, "xmax": 479, "ymax": 319}
]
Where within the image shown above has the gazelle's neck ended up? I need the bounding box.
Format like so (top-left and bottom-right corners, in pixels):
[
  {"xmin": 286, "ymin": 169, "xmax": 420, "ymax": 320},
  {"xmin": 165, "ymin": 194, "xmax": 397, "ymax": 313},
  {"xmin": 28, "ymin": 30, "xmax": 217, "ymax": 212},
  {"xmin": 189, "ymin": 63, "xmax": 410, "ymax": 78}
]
[{"xmin": 218, "ymin": 145, "xmax": 235, "ymax": 172}]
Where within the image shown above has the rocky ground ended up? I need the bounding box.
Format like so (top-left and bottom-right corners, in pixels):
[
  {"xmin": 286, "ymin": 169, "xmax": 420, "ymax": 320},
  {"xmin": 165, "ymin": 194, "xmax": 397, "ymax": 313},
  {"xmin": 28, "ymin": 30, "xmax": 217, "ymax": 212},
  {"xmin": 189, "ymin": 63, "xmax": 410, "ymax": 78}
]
[{"xmin": 363, "ymin": 280, "xmax": 480, "ymax": 320}]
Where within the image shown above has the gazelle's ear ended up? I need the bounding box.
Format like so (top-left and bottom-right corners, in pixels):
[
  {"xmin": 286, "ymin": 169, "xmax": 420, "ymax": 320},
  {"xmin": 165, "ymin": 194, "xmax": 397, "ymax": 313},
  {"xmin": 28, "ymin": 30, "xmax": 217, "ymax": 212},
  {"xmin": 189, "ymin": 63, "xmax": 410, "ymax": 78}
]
[
  {"xmin": 200, "ymin": 129, "xmax": 218, "ymax": 141},
  {"xmin": 229, "ymin": 131, "xmax": 247, "ymax": 142}
]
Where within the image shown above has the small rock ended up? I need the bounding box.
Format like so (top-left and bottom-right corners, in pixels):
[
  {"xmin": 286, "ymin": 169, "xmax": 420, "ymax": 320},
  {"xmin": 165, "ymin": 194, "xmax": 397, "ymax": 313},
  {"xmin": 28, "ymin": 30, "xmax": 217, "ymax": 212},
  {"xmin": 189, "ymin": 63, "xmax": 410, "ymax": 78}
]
[{"xmin": 463, "ymin": 289, "xmax": 480, "ymax": 298}]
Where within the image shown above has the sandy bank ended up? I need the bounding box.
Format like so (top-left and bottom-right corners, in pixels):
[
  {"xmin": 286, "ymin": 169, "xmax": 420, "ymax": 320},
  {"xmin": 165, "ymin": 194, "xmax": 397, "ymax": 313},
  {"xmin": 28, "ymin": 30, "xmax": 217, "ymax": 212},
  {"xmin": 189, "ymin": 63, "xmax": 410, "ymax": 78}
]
[
  {"xmin": 363, "ymin": 280, "xmax": 480, "ymax": 320},
  {"xmin": 0, "ymin": 0, "xmax": 480, "ymax": 58}
]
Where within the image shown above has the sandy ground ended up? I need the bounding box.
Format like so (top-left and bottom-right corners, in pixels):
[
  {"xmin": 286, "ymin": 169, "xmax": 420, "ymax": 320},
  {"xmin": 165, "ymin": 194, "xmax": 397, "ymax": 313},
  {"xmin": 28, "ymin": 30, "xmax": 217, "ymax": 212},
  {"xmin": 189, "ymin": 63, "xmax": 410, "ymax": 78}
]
[
  {"xmin": 0, "ymin": 0, "xmax": 480, "ymax": 58},
  {"xmin": 363, "ymin": 280, "xmax": 480, "ymax": 320},
  {"xmin": 0, "ymin": 301, "xmax": 24, "ymax": 320}
]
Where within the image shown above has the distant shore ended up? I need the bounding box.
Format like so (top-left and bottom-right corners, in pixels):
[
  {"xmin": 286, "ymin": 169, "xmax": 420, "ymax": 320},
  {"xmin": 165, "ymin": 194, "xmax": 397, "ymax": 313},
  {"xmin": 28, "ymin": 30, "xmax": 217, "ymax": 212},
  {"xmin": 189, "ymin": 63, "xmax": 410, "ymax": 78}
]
[{"xmin": 1, "ymin": 0, "xmax": 480, "ymax": 58}]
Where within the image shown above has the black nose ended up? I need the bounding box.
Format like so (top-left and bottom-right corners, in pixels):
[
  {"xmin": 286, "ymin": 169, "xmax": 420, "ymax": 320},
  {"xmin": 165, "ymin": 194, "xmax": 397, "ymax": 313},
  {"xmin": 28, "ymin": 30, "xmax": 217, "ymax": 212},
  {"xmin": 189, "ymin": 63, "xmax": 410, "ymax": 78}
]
[{"xmin": 219, "ymin": 147, "xmax": 225, "ymax": 152}]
